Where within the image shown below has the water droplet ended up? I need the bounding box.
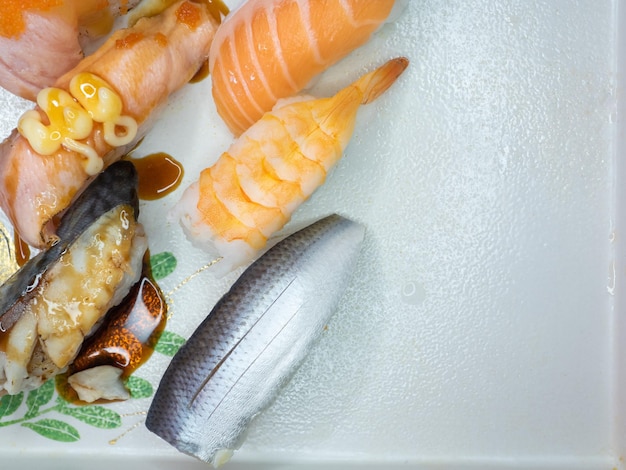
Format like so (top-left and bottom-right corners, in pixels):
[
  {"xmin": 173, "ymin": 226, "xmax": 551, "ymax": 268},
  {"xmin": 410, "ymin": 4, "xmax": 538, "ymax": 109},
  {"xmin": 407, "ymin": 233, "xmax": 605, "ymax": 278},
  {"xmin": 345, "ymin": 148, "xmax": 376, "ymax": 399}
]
[{"xmin": 401, "ymin": 280, "xmax": 426, "ymax": 305}]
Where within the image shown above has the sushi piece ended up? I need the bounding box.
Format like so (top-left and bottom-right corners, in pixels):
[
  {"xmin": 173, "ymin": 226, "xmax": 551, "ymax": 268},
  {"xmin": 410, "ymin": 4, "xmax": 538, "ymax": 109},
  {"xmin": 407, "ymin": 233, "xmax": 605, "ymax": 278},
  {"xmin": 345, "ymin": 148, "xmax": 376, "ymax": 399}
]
[
  {"xmin": 210, "ymin": 0, "xmax": 398, "ymax": 136},
  {"xmin": 63, "ymin": 271, "xmax": 167, "ymax": 403},
  {"xmin": 146, "ymin": 214, "xmax": 365, "ymax": 467},
  {"xmin": 0, "ymin": 161, "xmax": 147, "ymax": 396},
  {"xmin": 0, "ymin": 0, "xmax": 219, "ymax": 249},
  {"xmin": 0, "ymin": 0, "xmax": 142, "ymax": 101},
  {"xmin": 171, "ymin": 57, "xmax": 408, "ymax": 272}
]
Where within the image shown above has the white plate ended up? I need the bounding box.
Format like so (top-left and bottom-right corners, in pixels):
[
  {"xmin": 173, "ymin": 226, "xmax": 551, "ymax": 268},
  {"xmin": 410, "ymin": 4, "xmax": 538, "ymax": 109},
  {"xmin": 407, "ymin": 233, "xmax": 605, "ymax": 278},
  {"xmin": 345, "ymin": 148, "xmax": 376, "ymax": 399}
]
[{"xmin": 0, "ymin": 0, "xmax": 623, "ymax": 468}]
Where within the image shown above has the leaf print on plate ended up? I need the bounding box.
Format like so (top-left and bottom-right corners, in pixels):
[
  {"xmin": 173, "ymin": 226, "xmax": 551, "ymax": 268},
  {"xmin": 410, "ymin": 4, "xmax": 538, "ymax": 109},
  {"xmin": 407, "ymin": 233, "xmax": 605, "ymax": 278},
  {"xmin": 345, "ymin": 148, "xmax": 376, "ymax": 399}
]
[
  {"xmin": 0, "ymin": 392, "xmax": 23, "ymax": 419},
  {"xmin": 22, "ymin": 418, "xmax": 81, "ymax": 442},
  {"xmin": 24, "ymin": 379, "xmax": 55, "ymax": 419},
  {"xmin": 150, "ymin": 251, "xmax": 177, "ymax": 280},
  {"xmin": 57, "ymin": 405, "xmax": 122, "ymax": 430},
  {"xmin": 125, "ymin": 376, "xmax": 154, "ymax": 399},
  {"xmin": 154, "ymin": 330, "xmax": 186, "ymax": 356}
]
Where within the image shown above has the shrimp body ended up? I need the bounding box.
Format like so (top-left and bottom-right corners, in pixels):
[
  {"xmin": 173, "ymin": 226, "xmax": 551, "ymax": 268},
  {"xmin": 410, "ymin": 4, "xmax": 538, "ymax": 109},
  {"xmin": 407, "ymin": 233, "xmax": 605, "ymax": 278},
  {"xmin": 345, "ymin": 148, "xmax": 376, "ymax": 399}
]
[
  {"xmin": 209, "ymin": 0, "xmax": 397, "ymax": 136},
  {"xmin": 173, "ymin": 57, "xmax": 408, "ymax": 271}
]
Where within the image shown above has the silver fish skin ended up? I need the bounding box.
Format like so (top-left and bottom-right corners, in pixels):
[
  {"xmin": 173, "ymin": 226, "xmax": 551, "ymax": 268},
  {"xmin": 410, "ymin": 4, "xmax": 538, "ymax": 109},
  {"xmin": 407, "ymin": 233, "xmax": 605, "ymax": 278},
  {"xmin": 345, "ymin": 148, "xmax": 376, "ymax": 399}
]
[
  {"xmin": 146, "ymin": 214, "xmax": 365, "ymax": 466},
  {"xmin": 0, "ymin": 160, "xmax": 139, "ymax": 332}
]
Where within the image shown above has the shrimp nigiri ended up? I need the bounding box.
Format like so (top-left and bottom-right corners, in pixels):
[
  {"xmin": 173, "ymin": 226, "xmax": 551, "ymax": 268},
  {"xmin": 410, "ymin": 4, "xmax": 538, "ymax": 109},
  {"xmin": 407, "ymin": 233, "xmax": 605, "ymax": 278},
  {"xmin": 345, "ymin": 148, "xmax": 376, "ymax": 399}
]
[
  {"xmin": 209, "ymin": 0, "xmax": 397, "ymax": 136},
  {"xmin": 0, "ymin": 0, "xmax": 142, "ymax": 101},
  {"xmin": 171, "ymin": 57, "xmax": 409, "ymax": 272},
  {"xmin": 0, "ymin": 0, "xmax": 218, "ymax": 249}
]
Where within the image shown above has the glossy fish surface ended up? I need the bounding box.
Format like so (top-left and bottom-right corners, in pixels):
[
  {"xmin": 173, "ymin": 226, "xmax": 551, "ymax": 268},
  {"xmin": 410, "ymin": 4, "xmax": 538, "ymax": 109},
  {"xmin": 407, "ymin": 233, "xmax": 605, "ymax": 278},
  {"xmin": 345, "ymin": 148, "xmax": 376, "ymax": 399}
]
[
  {"xmin": 0, "ymin": 160, "xmax": 139, "ymax": 332},
  {"xmin": 0, "ymin": 160, "xmax": 146, "ymax": 395},
  {"xmin": 146, "ymin": 214, "xmax": 365, "ymax": 466}
]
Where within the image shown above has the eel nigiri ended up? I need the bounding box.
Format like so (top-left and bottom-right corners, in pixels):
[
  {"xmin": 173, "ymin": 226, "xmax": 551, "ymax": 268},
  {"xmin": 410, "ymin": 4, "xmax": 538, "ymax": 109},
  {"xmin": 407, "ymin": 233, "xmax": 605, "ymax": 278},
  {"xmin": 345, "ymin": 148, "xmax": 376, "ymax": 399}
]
[
  {"xmin": 210, "ymin": 0, "xmax": 397, "ymax": 136},
  {"xmin": 0, "ymin": 161, "xmax": 146, "ymax": 396},
  {"xmin": 172, "ymin": 57, "xmax": 408, "ymax": 272},
  {"xmin": 146, "ymin": 214, "xmax": 365, "ymax": 467},
  {"xmin": 0, "ymin": 0, "xmax": 142, "ymax": 101},
  {"xmin": 0, "ymin": 0, "xmax": 218, "ymax": 249},
  {"xmin": 65, "ymin": 272, "xmax": 166, "ymax": 403}
]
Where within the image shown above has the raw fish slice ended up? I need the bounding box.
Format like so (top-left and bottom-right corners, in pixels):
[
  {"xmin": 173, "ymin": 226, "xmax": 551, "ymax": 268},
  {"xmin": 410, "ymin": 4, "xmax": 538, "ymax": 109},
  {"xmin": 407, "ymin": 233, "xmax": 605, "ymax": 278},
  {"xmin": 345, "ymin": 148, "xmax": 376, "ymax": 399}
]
[
  {"xmin": 0, "ymin": 0, "xmax": 141, "ymax": 101},
  {"xmin": 209, "ymin": 0, "xmax": 397, "ymax": 135},
  {"xmin": 146, "ymin": 214, "xmax": 365, "ymax": 467},
  {"xmin": 0, "ymin": 0, "xmax": 218, "ymax": 248}
]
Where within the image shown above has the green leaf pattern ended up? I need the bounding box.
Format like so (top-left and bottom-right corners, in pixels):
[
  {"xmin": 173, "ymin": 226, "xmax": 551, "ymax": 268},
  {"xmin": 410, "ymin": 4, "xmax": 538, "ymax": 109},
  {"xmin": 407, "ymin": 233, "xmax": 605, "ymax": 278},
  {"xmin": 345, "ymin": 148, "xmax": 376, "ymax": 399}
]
[
  {"xmin": 0, "ymin": 251, "xmax": 187, "ymax": 443},
  {"xmin": 154, "ymin": 330, "xmax": 186, "ymax": 356},
  {"xmin": 125, "ymin": 376, "xmax": 154, "ymax": 399},
  {"xmin": 22, "ymin": 419, "xmax": 80, "ymax": 442},
  {"xmin": 57, "ymin": 405, "xmax": 122, "ymax": 429},
  {"xmin": 24, "ymin": 379, "xmax": 55, "ymax": 419},
  {"xmin": 150, "ymin": 251, "xmax": 177, "ymax": 280},
  {"xmin": 0, "ymin": 393, "xmax": 23, "ymax": 419}
]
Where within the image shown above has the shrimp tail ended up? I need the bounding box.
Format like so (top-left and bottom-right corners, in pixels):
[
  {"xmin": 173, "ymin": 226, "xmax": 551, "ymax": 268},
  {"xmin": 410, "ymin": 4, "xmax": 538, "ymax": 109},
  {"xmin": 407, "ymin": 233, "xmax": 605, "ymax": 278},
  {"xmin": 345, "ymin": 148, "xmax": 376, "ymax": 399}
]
[
  {"xmin": 357, "ymin": 57, "xmax": 409, "ymax": 105},
  {"xmin": 319, "ymin": 57, "xmax": 409, "ymax": 135}
]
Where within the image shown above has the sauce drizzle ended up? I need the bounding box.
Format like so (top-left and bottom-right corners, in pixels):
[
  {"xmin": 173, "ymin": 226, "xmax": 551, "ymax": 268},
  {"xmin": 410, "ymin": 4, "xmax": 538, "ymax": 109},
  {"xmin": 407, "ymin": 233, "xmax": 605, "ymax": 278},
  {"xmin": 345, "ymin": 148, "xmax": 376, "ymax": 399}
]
[
  {"xmin": 13, "ymin": 232, "xmax": 30, "ymax": 267},
  {"xmin": 127, "ymin": 152, "xmax": 184, "ymax": 200},
  {"xmin": 57, "ymin": 258, "xmax": 167, "ymax": 405},
  {"xmin": 190, "ymin": 59, "xmax": 209, "ymax": 83}
]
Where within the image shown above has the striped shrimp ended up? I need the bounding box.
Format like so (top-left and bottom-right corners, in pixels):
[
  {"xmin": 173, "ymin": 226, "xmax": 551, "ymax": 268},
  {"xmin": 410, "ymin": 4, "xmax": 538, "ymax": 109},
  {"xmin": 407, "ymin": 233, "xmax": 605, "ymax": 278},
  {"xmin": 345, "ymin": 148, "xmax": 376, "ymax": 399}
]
[
  {"xmin": 171, "ymin": 57, "xmax": 409, "ymax": 272},
  {"xmin": 209, "ymin": 0, "xmax": 398, "ymax": 136}
]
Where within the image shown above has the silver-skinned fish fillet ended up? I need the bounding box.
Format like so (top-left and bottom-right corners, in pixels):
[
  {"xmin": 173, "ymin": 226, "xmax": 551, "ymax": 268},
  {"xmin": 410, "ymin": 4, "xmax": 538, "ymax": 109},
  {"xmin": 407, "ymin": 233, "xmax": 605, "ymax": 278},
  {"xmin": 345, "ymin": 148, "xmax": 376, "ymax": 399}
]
[{"xmin": 146, "ymin": 214, "xmax": 365, "ymax": 466}]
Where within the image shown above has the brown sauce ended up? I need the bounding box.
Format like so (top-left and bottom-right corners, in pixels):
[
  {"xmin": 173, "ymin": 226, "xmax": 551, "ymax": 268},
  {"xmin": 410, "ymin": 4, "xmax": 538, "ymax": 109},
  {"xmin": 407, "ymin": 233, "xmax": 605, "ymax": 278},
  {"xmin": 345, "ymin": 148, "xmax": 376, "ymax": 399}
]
[
  {"xmin": 12, "ymin": 232, "xmax": 30, "ymax": 267},
  {"xmin": 187, "ymin": 0, "xmax": 229, "ymax": 84},
  {"xmin": 0, "ymin": 326, "xmax": 8, "ymax": 353},
  {"xmin": 79, "ymin": 7, "xmax": 115, "ymax": 38},
  {"xmin": 190, "ymin": 58, "xmax": 209, "ymax": 83},
  {"xmin": 127, "ymin": 152, "xmax": 184, "ymax": 200},
  {"xmin": 200, "ymin": 0, "xmax": 229, "ymax": 23},
  {"xmin": 56, "ymin": 256, "xmax": 167, "ymax": 405}
]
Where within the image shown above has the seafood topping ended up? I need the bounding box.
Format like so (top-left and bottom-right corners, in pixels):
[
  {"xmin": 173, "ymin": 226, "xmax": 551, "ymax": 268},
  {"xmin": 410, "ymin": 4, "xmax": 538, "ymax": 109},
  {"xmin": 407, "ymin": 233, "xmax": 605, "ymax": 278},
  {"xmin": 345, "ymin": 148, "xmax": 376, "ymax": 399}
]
[
  {"xmin": 0, "ymin": 161, "xmax": 147, "ymax": 396},
  {"xmin": 0, "ymin": 161, "xmax": 140, "ymax": 333},
  {"xmin": 146, "ymin": 214, "xmax": 365, "ymax": 466},
  {"xmin": 57, "ymin": 264, "xmax": 167, "ymax": 404},
  {"xmin": 171, "ymin": 57, "xmax": 408, "ymax": 272},
  {"xmin": 209, "ymin": 0, "xmax": 397, "ymax": 135}
]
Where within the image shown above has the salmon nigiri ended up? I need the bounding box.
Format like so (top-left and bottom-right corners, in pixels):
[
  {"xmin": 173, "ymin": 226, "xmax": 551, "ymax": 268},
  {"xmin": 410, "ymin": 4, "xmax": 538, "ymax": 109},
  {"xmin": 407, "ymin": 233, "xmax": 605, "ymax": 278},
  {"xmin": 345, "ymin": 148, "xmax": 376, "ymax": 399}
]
[
  {"xmin": 209, "ymin": 0, "xmax": 397, "ymax": 136},
  {"xmin": 172, "ymin": 57, "xmax": 409, "ymax": 272},
  {"xmin": 0, "ymin": 0, "xmax": 142, "ymax": 101},
  {"xmin": 0, "ymin": 0, "xmax": 218, "ymax": 249}
]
